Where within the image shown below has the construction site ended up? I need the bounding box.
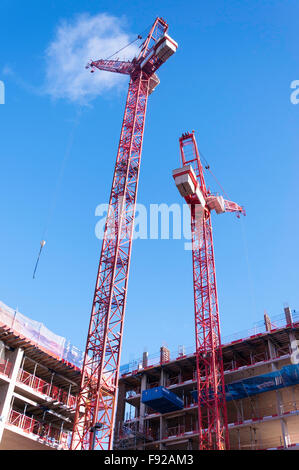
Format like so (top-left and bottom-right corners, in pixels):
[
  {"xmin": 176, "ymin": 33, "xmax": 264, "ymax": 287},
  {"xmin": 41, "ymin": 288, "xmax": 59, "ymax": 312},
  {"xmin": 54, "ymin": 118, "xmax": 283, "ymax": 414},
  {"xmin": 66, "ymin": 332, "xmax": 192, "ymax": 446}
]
[
  {"xmin": 0, "ymin": 300, "xmax": 298, "ymax": 451},
  {"xmin": 0, "ymin": 300, "xmax": 81, "ymax": 450},
  {"xmin": 114, "ymin": 306, "xmax": 299, "ymax": 451},
  {"xmin": 1, "ymin": 12, "xmax": 298, "ymax": 452}
]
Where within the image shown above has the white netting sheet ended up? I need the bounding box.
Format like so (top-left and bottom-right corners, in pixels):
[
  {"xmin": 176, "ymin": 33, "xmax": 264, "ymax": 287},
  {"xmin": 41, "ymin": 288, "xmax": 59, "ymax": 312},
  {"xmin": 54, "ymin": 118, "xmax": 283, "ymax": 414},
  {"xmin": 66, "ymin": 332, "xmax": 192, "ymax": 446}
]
[{"xmin": 0, "ymin": 301, "xmax": 83, "ymax": 368}]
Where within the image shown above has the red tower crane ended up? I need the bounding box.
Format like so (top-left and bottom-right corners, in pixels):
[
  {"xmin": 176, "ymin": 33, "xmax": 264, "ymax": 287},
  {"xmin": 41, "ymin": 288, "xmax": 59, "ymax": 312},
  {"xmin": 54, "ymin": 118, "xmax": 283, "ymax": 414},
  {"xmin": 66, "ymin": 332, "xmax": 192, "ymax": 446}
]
[
  {"xmin": 71, "ymin": 18, "xmax": 178, "ymax": 450},
  {"xmin": 173, "ymin": 131, "xmax": 245, "ymax": 450}
]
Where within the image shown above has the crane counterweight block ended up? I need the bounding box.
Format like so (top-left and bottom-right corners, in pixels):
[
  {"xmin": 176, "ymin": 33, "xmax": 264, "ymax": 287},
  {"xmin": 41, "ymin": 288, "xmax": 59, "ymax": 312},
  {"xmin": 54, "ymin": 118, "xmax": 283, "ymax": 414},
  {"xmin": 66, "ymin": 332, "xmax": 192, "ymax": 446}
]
[{"xmin": 172, "ymin": 165, "xmax": 206, "ymax": 207}]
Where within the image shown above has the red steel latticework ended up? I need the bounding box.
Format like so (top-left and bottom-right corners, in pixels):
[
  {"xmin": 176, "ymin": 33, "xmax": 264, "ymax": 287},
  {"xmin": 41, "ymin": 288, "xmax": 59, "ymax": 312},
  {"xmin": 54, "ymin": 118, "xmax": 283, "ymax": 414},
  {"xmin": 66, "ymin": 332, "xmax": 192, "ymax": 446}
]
[
  {"xmin": 175, "ymin": 131, "xmax": 245, "ymax": 450},
  {"xmin": 71, "ymin": 18, "xmax": 177, "ymax": 450}
]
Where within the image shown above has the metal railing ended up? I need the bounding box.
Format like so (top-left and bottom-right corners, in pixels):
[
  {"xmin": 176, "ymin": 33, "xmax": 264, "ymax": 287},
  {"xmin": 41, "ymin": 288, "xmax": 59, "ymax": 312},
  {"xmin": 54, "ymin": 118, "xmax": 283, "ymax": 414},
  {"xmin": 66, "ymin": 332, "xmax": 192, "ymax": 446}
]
[
  {"xmin": 8, "ymin": 409, "xmax": 70, "ymax": 449},
  {"xmin": 164, "ymin": 424, "xmax": 198, "ymax": 439},
  {"xmin": 230, "ymin": 434, "xmax": 299, "ymax": 450},
  {"xmin": 120, "ymin": 311, "xmax": 299, "ymax": 375},
  {"xmin": 228, "ymin": 399, "xmax": 299, "ymax": 424},
  {"xmin": 17, "ymin": 369, "xmax": 76, "ymax": 409},
  {"xmin": 0, "ymin": 359, "xmax": 12, "ymax": 377}
]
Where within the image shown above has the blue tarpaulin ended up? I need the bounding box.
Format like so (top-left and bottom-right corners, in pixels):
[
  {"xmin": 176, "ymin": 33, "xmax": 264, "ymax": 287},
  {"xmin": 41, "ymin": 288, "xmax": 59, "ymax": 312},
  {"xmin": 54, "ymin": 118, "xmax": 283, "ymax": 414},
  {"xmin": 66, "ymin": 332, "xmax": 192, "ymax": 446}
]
[{"xmin": 191, "ymin": 364, "xmax": 299, "ymax": 403}]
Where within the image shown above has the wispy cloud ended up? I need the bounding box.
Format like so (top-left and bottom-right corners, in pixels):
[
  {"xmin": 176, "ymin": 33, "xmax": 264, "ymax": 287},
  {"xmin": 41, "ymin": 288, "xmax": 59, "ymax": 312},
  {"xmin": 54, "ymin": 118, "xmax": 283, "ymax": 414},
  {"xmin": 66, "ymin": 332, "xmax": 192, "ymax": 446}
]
[
  {"xmin": 1, "ymin": 64, "xmax": 41, "ymax": 96},
  {"xmin": 44, "ymin": 13, "xmax": 139, "ymax": 104}
]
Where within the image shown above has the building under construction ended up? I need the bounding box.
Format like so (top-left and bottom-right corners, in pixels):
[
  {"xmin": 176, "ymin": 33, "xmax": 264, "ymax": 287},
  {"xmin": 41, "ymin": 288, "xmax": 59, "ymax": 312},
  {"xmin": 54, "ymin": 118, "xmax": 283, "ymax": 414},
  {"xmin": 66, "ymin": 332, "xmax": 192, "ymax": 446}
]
[
  {"xmin": 0, "ymin": 301, "xmax": 82, "ymax": 450},
  {"xmin": 114, "ymin": 306, "xmax": 299, "ymax": 451},
  {"xmin": 0, "ymin": 299, "xmax": 299, "ymax": 450}
]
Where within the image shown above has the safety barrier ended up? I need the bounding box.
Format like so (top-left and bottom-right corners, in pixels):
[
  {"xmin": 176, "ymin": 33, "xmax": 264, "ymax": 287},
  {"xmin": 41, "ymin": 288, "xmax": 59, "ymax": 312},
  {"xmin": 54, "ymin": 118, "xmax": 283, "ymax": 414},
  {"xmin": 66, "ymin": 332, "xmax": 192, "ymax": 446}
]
[
  {"xmin": 120, "ymin": 311, "xmax": 299, "ymax": 376},
  {"xmin": 8, "ymin": 409, "xmax": 70, "ymax": 449},
  {"xmin": 17, "ymin": 369, "xmax": 76, "ymax": 409},
  {"xmin": 227, "ymin": 395, "xmax": 299, "ymax": 425},
  {"xmin": 230, "ymin": 435, "xmax": 299, "ymax": 450},
  {"xmin": 0, "ymin": 359, "xmax": 12, "ymax": 377},
  {"xmin": 164, "ymin": 425, "xmax": 198, "ymax": 439}
]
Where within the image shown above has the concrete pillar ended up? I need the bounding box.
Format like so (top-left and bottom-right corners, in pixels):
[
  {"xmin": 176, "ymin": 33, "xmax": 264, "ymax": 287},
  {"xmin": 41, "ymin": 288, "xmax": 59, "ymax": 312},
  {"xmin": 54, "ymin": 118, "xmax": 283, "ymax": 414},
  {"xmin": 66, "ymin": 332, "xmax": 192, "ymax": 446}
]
[
  {"xmin": 142, "ymin": 352, "xmax": 148, "ymax": 368},
  {"xmin": 114, "ymin": 381, "xmax": 126, "ymax": 443},
  {"xmin": 289, "ymin": 330, "xmax": 299, "ymax": 364},
  {"xmin": 160, "ymin": 368, "xmax": 168, "ymax": 387},
  {"xmin": 284, "ymin": 306, "xmax": 299, "ymax": 362},
  {"xmin": 160, "ymin": 346, "xmax": 170, "ymax": 364},
  {"xmin": 267, "ymin": 337, "xmax": 276, "ymax": 361},
  {"xmin": 139, "ymin": 373, "xmax": 147, "ymax": 433},
  {"xmin": 158, "ymin": 364, "xmax": 169, "ymax": 448},
  {"xmin": 284, "ymin": 306, "xmax": 293, "ymax": 325},
  {"xmin": 0, "ymin": 347, "xmax": 24, "ymax": 443},
  {"xmin": 264, "ymin": 311, "xmax": 272, "ymax": 332},
  {"xmin": 266, "ymin": 337, "xmax": 291, "ymax": 447},
  {"xmin": 284, "ymin": 306, "xmax": 299, "ymax": 364},
  {"xmin": 159, "ymin": 415, "xmax": 167, "ymax": 449}
]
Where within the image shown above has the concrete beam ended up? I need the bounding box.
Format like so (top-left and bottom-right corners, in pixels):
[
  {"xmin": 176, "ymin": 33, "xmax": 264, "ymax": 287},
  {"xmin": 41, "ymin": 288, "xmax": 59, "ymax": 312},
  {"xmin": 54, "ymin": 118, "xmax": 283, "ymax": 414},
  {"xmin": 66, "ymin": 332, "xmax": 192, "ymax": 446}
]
[{"xmin": 0, "ymin": 347, "xmax": 24, "ymax": 443}]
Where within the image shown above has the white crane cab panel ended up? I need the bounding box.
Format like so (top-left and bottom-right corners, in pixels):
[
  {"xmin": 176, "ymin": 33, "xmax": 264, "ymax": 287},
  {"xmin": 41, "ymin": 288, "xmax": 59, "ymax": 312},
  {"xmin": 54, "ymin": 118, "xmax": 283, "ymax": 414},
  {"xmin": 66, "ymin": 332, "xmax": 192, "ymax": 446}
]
[
  {"xmin": 206, "ymin": 195, "xmax": 225, "ymax": 214},
  {"xmin": 194, "ymin": 185, "xmax": 206, "ymax": 208},
  {"xmin": 148, "ymin": 74, "xmax": 160, "ymax": 94},
  {"xmin": 172, "ymin": 165, "xmax": 206, "ymax": 207},
  {"xmin": 155, "ymin": 34, "xmax": 178, "ymax": 63},
  {"xmin": 173, "ymin": 165, "xmax": 196, "ymax": 197}
]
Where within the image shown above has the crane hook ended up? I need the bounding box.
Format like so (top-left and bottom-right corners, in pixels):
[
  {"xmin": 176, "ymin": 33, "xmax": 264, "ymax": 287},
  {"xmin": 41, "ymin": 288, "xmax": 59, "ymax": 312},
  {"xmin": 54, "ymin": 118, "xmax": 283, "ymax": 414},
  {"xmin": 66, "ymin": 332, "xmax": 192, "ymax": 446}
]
[{"xmin": 32, "ymin": 240, "xmax": 46, "ymax": 279}]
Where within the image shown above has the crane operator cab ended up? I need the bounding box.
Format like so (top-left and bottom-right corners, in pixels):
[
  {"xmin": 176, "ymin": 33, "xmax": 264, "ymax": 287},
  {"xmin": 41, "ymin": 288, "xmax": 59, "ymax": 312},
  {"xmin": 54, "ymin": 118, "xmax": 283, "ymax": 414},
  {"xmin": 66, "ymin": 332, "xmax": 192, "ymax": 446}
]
[
  {"xmin": 172, "ymin": 165, "xmax": 226, "ymax": 215},
  {"xmin": 140, "ymin": 33, "xmax": 178, "ymax": 70}
]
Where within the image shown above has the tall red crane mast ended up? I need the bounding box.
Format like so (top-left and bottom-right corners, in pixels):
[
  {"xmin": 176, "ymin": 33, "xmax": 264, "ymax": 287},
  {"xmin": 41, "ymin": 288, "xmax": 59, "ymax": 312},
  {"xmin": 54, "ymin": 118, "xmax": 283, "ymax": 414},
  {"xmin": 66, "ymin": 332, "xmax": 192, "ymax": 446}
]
[
  {"xmin": 173, "ymin": 131, "xmax": 245, "ymax": 450},
  {"xmin": 71, "ymin": 18, "xmax": 178, "ymax": 450}
]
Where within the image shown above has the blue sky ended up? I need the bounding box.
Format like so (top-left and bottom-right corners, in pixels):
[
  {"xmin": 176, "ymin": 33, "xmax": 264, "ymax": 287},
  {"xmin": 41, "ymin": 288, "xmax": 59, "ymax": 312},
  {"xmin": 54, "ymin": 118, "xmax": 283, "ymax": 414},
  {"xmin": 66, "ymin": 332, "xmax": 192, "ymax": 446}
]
[{"xmin": 0, "ymin": 0, "xmax": 299, "ymax": 364}]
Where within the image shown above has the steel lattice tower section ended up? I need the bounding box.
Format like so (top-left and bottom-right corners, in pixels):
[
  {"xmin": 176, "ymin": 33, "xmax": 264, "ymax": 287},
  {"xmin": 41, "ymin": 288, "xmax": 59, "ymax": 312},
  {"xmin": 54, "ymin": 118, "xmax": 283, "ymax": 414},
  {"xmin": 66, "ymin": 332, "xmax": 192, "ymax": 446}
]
[
  {"xmin": 173, "ymin": 132, "xmax": 245, "ymax": 450},
  {"xmin": 71, "ymin": 18, "xmax": 177, "ymax": 450}
]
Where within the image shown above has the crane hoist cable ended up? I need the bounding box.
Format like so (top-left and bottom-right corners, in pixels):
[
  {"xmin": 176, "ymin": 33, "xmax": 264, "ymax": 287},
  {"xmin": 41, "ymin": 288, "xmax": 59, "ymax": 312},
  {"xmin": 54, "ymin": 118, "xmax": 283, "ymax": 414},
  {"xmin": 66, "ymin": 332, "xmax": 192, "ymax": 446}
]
[
  {"xmin": 32, "ymin": 108, "xmax": 82, "ymax": 279},
  {"xmin": 32, "ymin": 240, "xmax": 46, "ymax": 279},
  {"xmin": 32, "ymin": 23, "xmax": 157, "ymax": 281},
  {"xmin": 103, "ymin": 21, "xmax": 159, "ymax": 62},
  {"xmin": 197, "ymin": 146, "xmax": 232, "ymax": 200},
  {"xmin": 104, "ymin": 35, "xmax": 143, "ymax": 61}
]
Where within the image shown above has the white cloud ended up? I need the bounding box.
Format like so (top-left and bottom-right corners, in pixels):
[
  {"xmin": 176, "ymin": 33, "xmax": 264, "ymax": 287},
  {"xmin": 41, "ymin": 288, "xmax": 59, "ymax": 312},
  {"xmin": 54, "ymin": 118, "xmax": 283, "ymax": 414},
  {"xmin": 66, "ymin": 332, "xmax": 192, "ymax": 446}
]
[{"xmin": 44, "ymin": 13, "xmax": 139, "ymax": 104}]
